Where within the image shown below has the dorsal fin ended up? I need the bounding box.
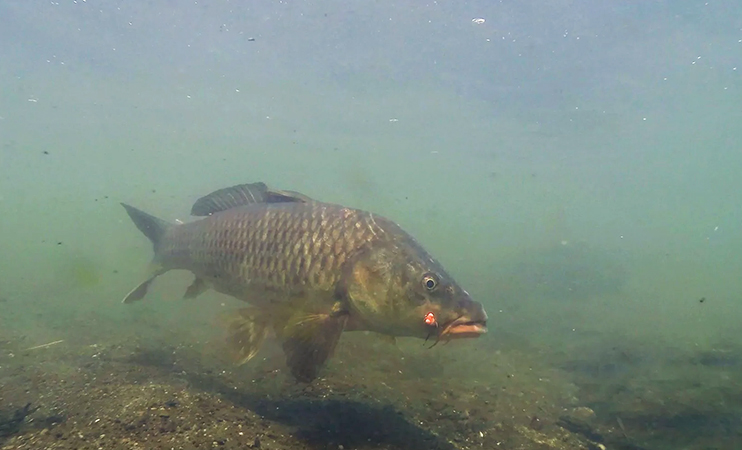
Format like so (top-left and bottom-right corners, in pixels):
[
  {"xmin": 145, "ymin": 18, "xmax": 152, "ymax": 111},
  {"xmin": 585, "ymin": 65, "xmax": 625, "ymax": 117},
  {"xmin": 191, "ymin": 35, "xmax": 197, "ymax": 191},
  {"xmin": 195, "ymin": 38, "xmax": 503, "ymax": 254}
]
[{"xmin": 191, "ymin": 182, "xmax": 313, "ymax": 216}]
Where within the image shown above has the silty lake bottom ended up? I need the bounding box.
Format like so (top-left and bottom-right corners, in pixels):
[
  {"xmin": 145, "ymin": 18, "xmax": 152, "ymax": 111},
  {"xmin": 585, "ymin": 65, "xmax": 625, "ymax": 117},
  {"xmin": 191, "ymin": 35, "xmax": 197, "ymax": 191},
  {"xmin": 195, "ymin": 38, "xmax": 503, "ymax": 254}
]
[{"xmin": 1, "ymin": 252, "xmax": 741, "ymax": 450}]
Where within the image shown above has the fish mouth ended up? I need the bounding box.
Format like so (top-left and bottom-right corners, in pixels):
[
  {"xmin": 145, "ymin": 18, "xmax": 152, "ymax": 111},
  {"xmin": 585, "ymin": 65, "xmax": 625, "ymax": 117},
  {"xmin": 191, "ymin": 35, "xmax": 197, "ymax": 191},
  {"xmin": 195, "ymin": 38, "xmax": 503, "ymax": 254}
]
[{"xmin": 440, "ymin": 317, "xmax": 488, "ymax": 339}]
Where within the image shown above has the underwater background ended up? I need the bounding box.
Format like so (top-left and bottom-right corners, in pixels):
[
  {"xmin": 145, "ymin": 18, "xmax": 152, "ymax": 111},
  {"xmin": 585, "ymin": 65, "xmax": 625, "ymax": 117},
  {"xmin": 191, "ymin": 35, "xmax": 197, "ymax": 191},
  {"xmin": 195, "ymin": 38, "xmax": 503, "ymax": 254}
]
[{"xmin": 1, "ymin": 1, "xmax": 741, "ymax": 449}]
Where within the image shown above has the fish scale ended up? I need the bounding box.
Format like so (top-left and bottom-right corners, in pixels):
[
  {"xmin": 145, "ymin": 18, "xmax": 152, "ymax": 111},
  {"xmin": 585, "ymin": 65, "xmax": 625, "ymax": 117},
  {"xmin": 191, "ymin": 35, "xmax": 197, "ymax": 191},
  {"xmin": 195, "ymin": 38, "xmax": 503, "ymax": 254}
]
[{"xmin": 158, "ymin": 203, "xmax": 383, "ymax": 295}]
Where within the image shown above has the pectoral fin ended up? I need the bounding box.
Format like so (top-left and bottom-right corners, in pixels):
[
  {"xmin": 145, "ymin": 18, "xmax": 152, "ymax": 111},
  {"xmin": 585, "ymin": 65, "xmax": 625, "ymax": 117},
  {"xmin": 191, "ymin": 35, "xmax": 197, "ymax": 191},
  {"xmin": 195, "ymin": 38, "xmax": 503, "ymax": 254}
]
[{"xmin": 278, "ymin": 303, "xmax": 349, "ymax": 382}]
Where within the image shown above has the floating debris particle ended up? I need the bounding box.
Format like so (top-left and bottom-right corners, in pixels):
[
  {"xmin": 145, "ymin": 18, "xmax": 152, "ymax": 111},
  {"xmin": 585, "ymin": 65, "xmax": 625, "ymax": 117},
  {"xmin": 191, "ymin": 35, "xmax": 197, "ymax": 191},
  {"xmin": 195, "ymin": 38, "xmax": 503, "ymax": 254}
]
[{"xmin": 24, "ymin": 340, "xmax": 64, "ymax": 351}]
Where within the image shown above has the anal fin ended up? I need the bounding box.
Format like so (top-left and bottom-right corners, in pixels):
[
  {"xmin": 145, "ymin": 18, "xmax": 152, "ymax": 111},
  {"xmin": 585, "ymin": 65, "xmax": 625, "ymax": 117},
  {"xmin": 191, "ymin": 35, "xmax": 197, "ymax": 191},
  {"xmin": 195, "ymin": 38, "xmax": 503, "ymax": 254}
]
[
  {"xmin": 122, "ymin": 264, "xmax": 167, "ymax": 304},
  {"xmin": 183, "ymin": 277, "xmax": 210, "ymax": 299},
  {"xmin": 278, "ymin": 303, "xmax": 349, "ymax": 383}
]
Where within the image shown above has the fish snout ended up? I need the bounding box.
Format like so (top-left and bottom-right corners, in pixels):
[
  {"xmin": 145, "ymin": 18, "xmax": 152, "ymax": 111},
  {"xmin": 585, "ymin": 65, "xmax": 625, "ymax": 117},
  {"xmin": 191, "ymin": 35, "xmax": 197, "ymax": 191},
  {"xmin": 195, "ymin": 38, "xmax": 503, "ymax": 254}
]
[
  {"xmin": 442, "ymin": 297, "xmax": 488, "ymax": 339},
  {"xmin": 460, "ymin": 292, "xmax": 488, "ymax": 322}
]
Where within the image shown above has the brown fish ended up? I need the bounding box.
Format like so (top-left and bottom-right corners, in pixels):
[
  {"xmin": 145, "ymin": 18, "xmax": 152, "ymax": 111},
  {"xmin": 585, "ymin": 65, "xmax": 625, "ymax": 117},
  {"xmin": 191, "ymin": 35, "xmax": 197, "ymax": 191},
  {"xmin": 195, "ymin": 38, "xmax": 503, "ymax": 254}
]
[{"xmin": 121, "ymin": 182, "xmax": 487, "ymax": 382}]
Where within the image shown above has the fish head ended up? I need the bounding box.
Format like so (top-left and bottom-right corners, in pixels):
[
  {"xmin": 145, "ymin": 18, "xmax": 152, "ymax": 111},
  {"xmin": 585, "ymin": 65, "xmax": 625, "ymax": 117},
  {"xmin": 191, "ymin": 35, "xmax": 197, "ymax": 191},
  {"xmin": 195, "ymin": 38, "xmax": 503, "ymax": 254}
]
[{"xmin": 345, "ymin": 240, "xmax": 488, "ymax": 342}]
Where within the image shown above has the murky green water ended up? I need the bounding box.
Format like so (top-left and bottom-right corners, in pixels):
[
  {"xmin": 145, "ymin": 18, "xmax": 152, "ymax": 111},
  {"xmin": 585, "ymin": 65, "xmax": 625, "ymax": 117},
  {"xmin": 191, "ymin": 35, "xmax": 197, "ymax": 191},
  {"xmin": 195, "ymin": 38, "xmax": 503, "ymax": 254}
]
[{"xmin": 1, "ymin": 1, "xmax": 741, "ymax": 448}]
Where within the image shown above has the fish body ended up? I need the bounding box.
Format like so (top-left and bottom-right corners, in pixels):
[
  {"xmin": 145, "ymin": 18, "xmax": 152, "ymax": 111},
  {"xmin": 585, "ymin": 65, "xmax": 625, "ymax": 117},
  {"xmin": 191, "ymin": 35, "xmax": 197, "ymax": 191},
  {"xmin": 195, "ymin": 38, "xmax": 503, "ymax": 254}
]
[{"xmin": 122, "ymin": 183, "xmax": 487, "ymax": 381}]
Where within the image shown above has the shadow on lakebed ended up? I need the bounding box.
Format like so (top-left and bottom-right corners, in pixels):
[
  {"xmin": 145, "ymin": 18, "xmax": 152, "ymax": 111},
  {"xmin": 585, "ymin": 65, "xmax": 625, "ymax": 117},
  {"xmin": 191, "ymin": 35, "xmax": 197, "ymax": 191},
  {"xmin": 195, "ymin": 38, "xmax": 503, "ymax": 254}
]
[{"xmin": 124, "ymin": 344, "xmax": 456, "ymax": 450}]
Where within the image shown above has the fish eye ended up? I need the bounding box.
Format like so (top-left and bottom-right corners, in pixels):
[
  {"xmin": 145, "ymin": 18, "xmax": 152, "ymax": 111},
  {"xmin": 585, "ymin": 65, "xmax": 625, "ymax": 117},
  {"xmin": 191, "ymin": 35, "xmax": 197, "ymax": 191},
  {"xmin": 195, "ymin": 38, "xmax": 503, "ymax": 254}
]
[{"xmin": 422, "ymin": 274, "xmax": 438, "ymax": 291}]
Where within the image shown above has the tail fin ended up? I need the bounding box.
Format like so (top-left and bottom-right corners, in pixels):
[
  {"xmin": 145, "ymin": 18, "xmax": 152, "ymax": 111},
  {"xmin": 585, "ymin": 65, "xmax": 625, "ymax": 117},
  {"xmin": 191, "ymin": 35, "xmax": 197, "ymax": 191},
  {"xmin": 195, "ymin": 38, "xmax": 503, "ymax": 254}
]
[
  {"xmin": 120, "ymin": 203, "xmax": 172, "ymax": 304},
  {"xmin": 120, "ymin": 203, "xmax": 172, "ymax": 249}
]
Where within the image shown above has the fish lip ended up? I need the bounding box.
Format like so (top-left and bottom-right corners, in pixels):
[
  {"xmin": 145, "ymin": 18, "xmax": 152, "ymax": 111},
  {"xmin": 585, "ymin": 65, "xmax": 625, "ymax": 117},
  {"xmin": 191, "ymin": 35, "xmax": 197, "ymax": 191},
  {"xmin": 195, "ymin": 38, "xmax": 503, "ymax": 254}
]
[{"xmin": 440, "ymin": 316, "xmax": 488, "ymax": 339}]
